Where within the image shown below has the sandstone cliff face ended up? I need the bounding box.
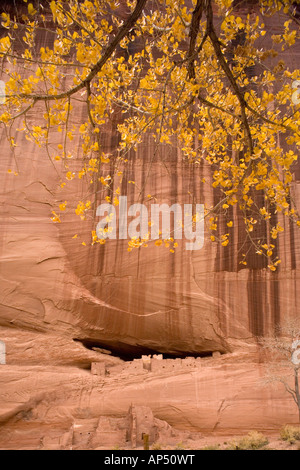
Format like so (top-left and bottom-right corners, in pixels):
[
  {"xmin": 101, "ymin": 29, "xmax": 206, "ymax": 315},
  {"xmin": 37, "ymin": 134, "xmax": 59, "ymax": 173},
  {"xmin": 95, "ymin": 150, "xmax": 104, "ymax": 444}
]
[
  {"xmin": 0, "ymin": 3, "xmax": 299, "ymax": 357},
  {"xmin": 1, "ymin": 100, "xmax": 299, "ymax": 356},
  {"xmin": 0, "ymin": 3, "xmax": 299, "ymax": 446},
  {"xmin": 0, "ymin": 329, "xmax": 298, "ymax": 450}
]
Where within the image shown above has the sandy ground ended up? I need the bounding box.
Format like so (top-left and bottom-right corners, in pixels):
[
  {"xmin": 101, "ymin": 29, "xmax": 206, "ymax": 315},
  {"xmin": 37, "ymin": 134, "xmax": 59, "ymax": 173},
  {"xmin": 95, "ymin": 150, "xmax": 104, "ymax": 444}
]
[{"xmin": 94, "ymin": 431, "xmax": 300, "ymax": 451}]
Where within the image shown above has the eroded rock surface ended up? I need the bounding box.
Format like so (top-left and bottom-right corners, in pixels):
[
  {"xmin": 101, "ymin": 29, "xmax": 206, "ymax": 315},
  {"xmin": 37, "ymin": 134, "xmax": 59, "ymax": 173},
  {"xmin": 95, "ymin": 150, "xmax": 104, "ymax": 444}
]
[
  {"xmin": 0, "ymin": 4, "xmax": 299, "ymax": 449},
  {"xmin": 0, "ymin": 330, "xmax": 298, "ymax": 450}
]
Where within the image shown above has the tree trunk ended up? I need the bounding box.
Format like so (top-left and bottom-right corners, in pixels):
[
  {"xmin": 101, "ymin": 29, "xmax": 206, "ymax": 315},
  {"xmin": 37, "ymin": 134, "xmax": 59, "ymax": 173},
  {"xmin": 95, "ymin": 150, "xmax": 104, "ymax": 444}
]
[{"xmin": 294, "ymin": 367, "xmax": 300, "ymax": 423}]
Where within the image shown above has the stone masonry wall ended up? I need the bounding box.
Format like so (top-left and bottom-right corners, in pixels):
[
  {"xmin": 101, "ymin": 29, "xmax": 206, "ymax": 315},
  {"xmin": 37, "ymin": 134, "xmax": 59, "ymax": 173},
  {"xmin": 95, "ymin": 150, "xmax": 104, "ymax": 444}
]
[{"xmin": 91, "ymin": 353, "xmax": 209, "ymax": 378}]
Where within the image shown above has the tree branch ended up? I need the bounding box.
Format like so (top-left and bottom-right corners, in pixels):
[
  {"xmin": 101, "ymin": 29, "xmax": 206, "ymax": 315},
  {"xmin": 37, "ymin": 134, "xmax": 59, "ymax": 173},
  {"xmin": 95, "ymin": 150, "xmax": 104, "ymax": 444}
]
[
  {"xmin": 205, "ymin": 0, "xmax": 253, "ymax": 155},
  {"xmin": 18, "ymin": 0, "xmax": 148, "ymax": 102},
  {"xmin": 187, "ymin": 0, "xmax": 204, "ymax": 79}
]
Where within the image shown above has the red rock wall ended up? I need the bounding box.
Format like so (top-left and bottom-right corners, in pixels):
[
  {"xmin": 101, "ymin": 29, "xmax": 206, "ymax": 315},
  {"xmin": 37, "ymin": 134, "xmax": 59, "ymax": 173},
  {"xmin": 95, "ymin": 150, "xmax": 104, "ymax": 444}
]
[{"xmin": 0, "ymin": 4, "xmax": 299, "ymax": 358}]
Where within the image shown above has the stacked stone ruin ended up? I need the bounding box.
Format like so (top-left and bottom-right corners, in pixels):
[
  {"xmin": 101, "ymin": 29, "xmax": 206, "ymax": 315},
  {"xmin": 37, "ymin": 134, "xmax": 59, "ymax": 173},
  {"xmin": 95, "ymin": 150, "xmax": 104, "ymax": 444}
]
[{"xmin": 91, "ymin": 353, "xmax": 210, "ymax": 377}]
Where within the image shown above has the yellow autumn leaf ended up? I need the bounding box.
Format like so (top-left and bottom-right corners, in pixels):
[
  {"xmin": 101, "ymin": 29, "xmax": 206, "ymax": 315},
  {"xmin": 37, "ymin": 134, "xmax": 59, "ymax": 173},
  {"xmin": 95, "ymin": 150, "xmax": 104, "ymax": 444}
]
[
  {"xmin": 59, "ymin": 201, "xmax": 67, "ymax": 211},
  {"xmin": 28, "ymin": 3, "xmax": 37, "ymax": 15},
  {"xmin": 51, "ymin": 211, "xmax": 61, "ymax": 223}
]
